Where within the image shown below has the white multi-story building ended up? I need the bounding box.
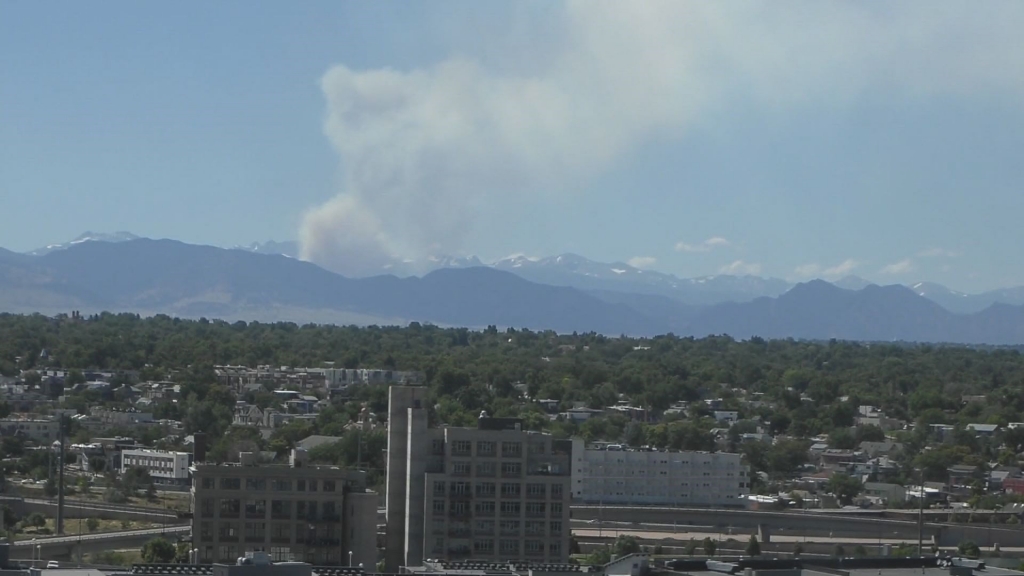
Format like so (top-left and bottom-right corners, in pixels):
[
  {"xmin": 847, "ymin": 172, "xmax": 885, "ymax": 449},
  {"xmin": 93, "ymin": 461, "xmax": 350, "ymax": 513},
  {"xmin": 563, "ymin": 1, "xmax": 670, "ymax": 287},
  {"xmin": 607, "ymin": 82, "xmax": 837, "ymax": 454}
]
[
  {"xmin": 121, "ymin": 449, "xmax": 192, "ymax": 486},
  {"xmin": 570, "ymin": 439, "xmax": 749, "ymax": 508}
]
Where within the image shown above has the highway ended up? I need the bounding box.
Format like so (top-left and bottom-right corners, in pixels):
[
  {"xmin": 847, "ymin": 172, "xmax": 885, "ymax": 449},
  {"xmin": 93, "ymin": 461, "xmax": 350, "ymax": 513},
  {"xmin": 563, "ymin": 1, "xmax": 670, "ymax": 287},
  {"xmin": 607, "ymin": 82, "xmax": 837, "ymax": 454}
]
[{"xmin": 11, "ymin": 525, "xmax": 190, "ymax": 547}]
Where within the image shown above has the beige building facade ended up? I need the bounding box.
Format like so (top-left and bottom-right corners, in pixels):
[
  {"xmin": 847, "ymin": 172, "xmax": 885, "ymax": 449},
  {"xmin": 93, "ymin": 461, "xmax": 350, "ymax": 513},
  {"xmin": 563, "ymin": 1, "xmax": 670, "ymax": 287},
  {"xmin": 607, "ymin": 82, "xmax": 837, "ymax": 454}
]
[
  {"xmin": 191, "ymin": 450, "xmax": 377, "ymax": 570},
  {"xmin": 385, "ymin": 386, "xmax": 571, "ymax": 570}
]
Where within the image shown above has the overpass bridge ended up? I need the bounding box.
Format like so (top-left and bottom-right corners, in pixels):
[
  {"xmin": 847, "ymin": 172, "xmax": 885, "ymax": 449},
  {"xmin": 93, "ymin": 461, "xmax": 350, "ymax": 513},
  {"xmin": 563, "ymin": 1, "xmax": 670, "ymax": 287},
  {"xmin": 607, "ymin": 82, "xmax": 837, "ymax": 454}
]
[{"xmin": 8, "ymin": 526, "xmax": 190, "ymax": 561}]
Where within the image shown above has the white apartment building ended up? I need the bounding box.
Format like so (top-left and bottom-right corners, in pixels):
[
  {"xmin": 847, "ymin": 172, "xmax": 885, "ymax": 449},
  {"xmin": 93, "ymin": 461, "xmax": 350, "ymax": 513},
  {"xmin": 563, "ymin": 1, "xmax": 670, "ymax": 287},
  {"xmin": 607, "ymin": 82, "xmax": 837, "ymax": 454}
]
[
  {"xmin": 121, "ymin": 449, "xmax": 192, "ymax": 486},
  {"xmin": 570, "ymin": 439, "xmax": 749, "ymax": 508}
]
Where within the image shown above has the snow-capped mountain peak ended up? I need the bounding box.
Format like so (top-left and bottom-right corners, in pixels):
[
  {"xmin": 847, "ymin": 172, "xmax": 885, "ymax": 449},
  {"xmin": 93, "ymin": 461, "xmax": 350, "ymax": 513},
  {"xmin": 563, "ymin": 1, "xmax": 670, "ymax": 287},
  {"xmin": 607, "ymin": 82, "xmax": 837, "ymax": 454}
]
[{"xmin": 27, "ymin": 231, "xmax": 141, "ymax": 256}]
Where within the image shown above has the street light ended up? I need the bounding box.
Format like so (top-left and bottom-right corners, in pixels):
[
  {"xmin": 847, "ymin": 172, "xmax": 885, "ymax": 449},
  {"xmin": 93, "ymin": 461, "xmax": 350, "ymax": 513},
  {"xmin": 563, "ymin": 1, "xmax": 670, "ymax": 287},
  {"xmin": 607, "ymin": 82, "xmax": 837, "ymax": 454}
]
[{"xmin": 348, "ymin": 550, "xmax": 353, "ymax": 567}]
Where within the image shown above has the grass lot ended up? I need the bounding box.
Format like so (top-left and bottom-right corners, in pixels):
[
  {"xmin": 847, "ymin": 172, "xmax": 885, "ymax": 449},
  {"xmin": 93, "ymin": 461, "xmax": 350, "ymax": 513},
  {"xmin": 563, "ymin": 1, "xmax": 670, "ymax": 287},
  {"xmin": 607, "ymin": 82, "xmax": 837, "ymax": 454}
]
[
  {"xmin": 14, "ymin": 483, "xmax": 191, "ymax": 512},
  {"xmin": 84, "ymin": 549, "xmax": 144, "ymax": 567}
]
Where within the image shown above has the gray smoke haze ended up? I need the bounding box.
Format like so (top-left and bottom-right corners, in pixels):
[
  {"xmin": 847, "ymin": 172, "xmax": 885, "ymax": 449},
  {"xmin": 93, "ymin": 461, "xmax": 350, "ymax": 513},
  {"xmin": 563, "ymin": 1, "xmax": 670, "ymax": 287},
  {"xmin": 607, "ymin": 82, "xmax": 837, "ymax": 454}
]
[{"xmin": 300, "ymin": 1, "xmax": 1024, "ymax": 277}]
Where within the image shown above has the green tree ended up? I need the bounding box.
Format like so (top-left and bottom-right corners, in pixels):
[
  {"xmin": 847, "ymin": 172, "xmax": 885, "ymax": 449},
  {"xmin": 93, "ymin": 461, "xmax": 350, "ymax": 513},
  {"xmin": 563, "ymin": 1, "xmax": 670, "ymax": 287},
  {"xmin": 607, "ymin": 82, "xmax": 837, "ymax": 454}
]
[
  {"xmin": 746, "ymin": 535, "xmax": 761, "ymax": 556},
  {"xmin": 826, "ymin": 473, "xmax": 863, "ymax": 506},
  {"xmin": 853, "ymin": 545, "xmax": 868, "ymax": 557},
  {"xmin": 834, "ymin": 545, "xmax": 846, "ymax": 557},
  {"xmin": 611, "ymin": 535, "xmax": 641, "ymax": 558},
  {"xmin": 141, "ymin": 537, "xmax": 177, "ymax": 563},
  {"xmin": 86, "ymin": 517, "xmax": 100, "ymax": 532},
  {"xmin": 703, "ymin": 537, "xmax": 716, "ymax": 557},
  {"xmin": 793, "ymin": 543, "xmax": 804, "ymax": 557},
  {"xmin": 585, "ymin": 546, "xmax": 612, "ymax": 566},
  {"xmin": 685, "ymin": 539, "xmax": 698, "ymax": 556},
  {"xmin": 25, "ymin": 513, "xmax": 46, "ymax": 528},
  {"xmin": 958, "ymin": 540, "xmax": 981, "ymax": 559}
]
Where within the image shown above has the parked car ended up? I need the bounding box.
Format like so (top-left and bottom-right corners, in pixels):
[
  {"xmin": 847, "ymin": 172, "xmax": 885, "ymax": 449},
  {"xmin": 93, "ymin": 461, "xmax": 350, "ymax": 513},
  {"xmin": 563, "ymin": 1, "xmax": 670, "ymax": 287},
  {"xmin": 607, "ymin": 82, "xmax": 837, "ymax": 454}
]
[{"xmin": 46, "ymin": 561, "xmax": 59, "ymax": 569}]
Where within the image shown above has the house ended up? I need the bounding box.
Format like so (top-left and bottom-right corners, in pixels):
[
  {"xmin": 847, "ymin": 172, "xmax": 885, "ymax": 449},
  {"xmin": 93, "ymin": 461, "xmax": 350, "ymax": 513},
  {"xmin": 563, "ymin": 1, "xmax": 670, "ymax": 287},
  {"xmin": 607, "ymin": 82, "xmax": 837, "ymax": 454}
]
[
  {"xmin": 859, "ymin": 441, "xmax": 904, "ymax": 458},
  {"xmin": 863, "ymin": 482, "xmax": 907, "ymax": 504},
  {"xmin": 929, "ymin": 424, "xmax": 955, "ymax": 440},
  {"xmin": 562, "ymin": 407, "xmax": 602, "ymax": 422},
  {"xmin": 948, "ymin": 464, "xmax": 983, "ymax": 492},
  {"xmin": 233, "ymin": 403, "xmax": 265, "ymax": 427},
  {"xmin": 713, "ymin": 410, "xmax": 739, "ymax": 423},
  {"xmin": 296, "ymin": 435, "xmax": 344, "ymax": 451},
  {"xmin": 819, "ymin": 449, "xmax": 864, "ymax": 468},
  {"xmin": 536, "ymin": 399, "xmax": 560, "ymax": 413},
  {"xmin": 967, "ymin": 423, "xmax": 999, "ymax": 436},
  {"xmin": 1003, "ymin": 477, "xmax": 1024, "ymax": 495}
]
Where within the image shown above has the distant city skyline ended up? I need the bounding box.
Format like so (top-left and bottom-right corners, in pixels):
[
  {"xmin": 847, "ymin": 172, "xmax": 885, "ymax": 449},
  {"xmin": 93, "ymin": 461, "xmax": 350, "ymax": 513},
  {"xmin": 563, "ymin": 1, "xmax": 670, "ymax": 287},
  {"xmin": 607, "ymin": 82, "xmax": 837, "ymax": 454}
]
[{"xmin": 3, "ymin": 2, "xmax": 1023, "ymax": 292}]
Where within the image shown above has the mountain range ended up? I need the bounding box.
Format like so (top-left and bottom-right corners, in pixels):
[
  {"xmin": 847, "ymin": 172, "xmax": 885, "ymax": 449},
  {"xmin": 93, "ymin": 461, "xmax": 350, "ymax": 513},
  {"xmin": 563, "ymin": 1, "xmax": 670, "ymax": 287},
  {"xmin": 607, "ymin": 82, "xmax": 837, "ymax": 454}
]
[{"xmin": 4, "ymin": 234, "xmax": 1024, "ymax": 344}]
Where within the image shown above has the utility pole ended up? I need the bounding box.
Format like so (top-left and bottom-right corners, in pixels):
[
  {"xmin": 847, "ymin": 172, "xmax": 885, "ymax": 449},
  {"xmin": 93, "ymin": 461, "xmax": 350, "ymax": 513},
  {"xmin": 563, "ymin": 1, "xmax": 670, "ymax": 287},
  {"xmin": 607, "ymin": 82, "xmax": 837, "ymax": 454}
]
[
  {"xmin": 918, "ymin": 468, "xmax": 924, "ymax": 557},
  {"xmin": 57, "ymin": 415, "xmax": 67, "ymax": 535}
]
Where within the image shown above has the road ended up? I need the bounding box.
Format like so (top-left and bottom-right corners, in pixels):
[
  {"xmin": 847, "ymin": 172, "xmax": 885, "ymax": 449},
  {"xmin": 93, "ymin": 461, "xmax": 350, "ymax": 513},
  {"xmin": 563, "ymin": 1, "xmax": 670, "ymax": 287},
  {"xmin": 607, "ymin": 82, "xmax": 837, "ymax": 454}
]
[{"xmin": 12, "ymin": 525, "xmax": 189, "ymax": 547}]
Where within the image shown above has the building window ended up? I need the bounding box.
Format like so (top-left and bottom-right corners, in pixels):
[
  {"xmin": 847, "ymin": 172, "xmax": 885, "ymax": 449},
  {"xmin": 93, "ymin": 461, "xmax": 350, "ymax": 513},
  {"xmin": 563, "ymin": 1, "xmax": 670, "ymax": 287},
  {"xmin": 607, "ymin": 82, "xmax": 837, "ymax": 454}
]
[
  {"xmin": 549, "ymin": 541, "xmax": 562, "ymax": 557},
  {"xmin": 451, "ymin": 481, "xmax": 471, "ymax": 496},
  {"xmin": 296, "ymin": 479, "xmax": 306, "ymax": 492},
  {"xmin": 501, "ymin": 462, "xmax": 522, "ymax": 478},
  {"xmin": 501, "ymin": 441, "xmax": 522, "ymax": 458},
  {"xmin": 525, "ymin": 520, "xmax": 545, "ymax": 535},
  {"xmin": 526, "ymin": 483, "xmax": 546, "ymax": 498},
  {"xmin": 525, "ymin": 502, "xmax": 546, "ymax": 517},
  {"xmin": 271, "ymin": 523, "xmax": 291, "ymax": 541},
  {"xmin": 477, "ymin": 462, "xmax": 496, "ymax": 477},
  {"xmin": 245, "ymin": 478, "xmax": 266, "ymax": 491},
  {"xmin": 473, "ymin": 539, "xmax": 494, "ymax": 554},
  {"xmin": 244, "ymin": 522, "xmax": 266, "ymax": 542},
  {"xmin": 308, "ymin": 480, "xmax": 317, "ymax": 492},
  {"xmin": 201, "ymin": 477, "xmax": 215, "ymax": 489},
  {"xmin": 452, "ymin": 461, "xmax": 471, "ymax": 476},
  {"xmin": 499, "ymin": 519, "xmax": 520, "ymax": 535},
  {"xmin": 550, "ymin": 521, "xmax": 562, "ymax": 536},
  {"xmin": 432, "ymin": 500, "xmax": 445, "ymax": 515},
  {"xmin": 220, "ymin": 499, "xmax": 241, "ymax": 518},
  {"xmin": 474, "ymin": 519, "xmax": 495, "ymax": 534},
  {"xmin": 219, "ymin": 523, "xmax": 239, "ymax": 539},
  {"xmin": 270, "ymin": 500, "xmax": 292, "ymax": 520},
  {"xmin": 220, "ymin": 478, "xmax": 241, "ymax": 490},
  {"xmin": 551, "ymin": 484, "xmax": 563, "ymax": 499},
  {"xmin": 550, "ymin": 503, "xmax": 562, "ymax": 515},
  {"xmin": 323, "ymin": 480, "xmax": 336, "ymax": 492},
  {"xmin": 451, "ymin": 501, "xmax": 470, "ymax": 517},
  {"xmin": 200, "ymin": 522, "xmax": 212, "ymax": 539},
  {"xmin": 433, "ymin": 481, "xmax": 447, "ymax": 497},
  {"xmin": 475, "ymin": 482, "xmax": 496, "ymax": 497},
  {"xmin": 525, "ymin": 539, "xmax": 544, "ymax": 556},
  {"xmin": 528, "ymin": 440, "xmax": 546, "ymax": 455},
  {"xmin": 499, "ymin": 539, "xmax": 519, "ymax": 555},
  {"xmin": 271, "ymin": 479, "xmax": 292, "ymax": 491},
  {"xmin": 477, "ymin": 441, "xmax": 496, "ymax": 456},
  {"xmin": 218, "ymin": 545, "xmax": 235, "ymax": 562},
  {"xmin": 474, "ymin": 501, "xmax": 495, "ymax": 517},
  {"xmin": 499, "ymin": 501, "xmax": 520, "ymax": 517},
  {"xmin": 270, "ymin": 547, "xmax": 291, "ymax": 562},
  {"xmin": 501, "ymin": 483, "xmax": 521, "ymax": 498},
  {"xmin": 245, "ymin": 499, "xmax": 266, "ymax": 518},
  {"xmin": 452, "ymin": 440, "xmax": 472, "ymax": 455},
  {"xmin": 432, "ymin": 439, "xmax": 445, "ymax": 455},
  {"xmin": 200, "ymin": 498, "xmax": 215, "ymax": 518}
]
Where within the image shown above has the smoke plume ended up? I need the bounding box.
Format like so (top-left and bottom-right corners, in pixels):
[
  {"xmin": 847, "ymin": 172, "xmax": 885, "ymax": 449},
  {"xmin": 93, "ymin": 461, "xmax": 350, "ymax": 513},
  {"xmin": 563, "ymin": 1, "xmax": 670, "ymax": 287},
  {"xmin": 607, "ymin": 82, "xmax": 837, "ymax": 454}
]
[{"xmin": 301, "ymin": 1, "xmax": 1024, "ymax": 276}]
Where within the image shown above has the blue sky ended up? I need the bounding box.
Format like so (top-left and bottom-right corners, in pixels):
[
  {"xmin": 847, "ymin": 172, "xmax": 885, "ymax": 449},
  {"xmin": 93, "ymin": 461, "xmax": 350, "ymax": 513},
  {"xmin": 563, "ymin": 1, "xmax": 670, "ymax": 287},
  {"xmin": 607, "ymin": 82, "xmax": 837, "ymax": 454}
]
[{"xmin": 2, "ymin": 1, "xmax": 1023, "ymax": 292}]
